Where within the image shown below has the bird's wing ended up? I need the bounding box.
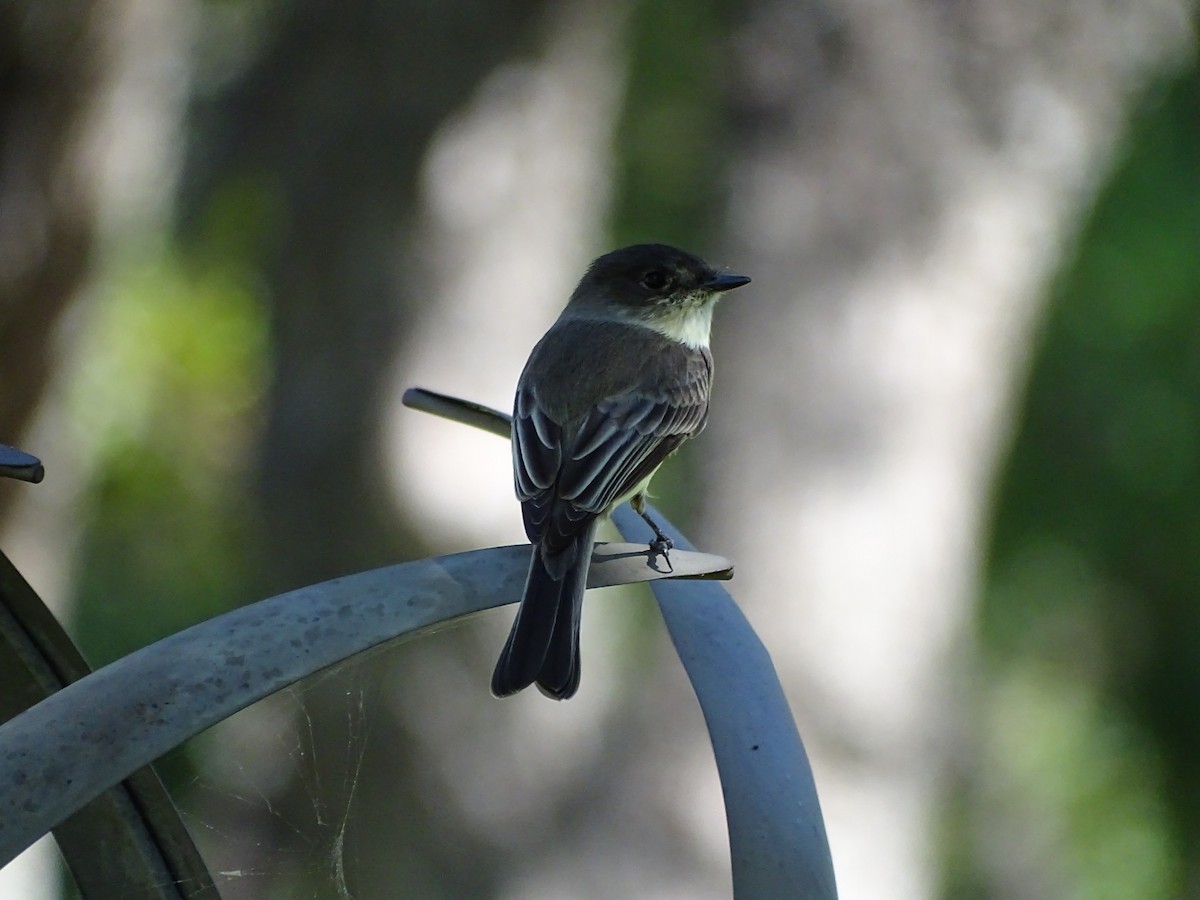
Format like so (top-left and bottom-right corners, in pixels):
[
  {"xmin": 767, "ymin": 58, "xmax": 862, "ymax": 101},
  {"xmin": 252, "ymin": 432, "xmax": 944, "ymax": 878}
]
[{"xmin": 512, "ymin": 354, "xmax": 710, "ymax": 558}]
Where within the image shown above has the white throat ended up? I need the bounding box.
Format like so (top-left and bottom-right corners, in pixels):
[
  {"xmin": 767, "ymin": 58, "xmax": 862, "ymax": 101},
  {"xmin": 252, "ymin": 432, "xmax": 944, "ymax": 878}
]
[{"xmin": 643, "ymin": 302, "xmax": 714, "ymax": 349}]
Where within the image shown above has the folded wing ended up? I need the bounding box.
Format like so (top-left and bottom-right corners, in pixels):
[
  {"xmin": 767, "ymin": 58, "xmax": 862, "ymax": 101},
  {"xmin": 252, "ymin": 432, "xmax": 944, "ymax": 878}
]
[{"xmin": 512, "ymin": 349, "xmax": 710, "ymax": 560}]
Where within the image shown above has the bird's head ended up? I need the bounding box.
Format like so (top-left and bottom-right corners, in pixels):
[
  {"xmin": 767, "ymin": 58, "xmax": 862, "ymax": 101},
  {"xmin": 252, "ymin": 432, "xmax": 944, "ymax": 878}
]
[{"xmin": 567, "ymin": 244, "xmax": 750, "ymax": 348}]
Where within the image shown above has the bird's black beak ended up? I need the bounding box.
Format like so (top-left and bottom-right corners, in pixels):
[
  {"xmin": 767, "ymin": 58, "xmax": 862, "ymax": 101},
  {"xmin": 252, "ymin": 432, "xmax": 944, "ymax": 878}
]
[{"xmin": 704, "ymin": 272, "xmax": 751, "ymax": 293}]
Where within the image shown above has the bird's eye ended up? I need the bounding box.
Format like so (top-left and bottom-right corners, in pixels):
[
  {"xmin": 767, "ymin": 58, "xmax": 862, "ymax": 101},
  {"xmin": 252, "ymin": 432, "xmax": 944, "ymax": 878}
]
[{"xmin": 641, "ymin": 270, "xmax": 669, "ymax": 291}]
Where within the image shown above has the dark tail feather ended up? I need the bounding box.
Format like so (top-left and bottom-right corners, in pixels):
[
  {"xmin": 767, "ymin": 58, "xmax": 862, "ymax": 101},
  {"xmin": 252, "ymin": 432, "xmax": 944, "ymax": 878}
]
[
  {"xmin": 533, "ymin": 542, "xmax": 590, "ymax": 700},
  {"xmin": 491, "ymin": 551, "xmax": 562, "ymax": 697},
  {"xmin": 491, "ymin": 522, "xmax": 597, "ymax": 700}
]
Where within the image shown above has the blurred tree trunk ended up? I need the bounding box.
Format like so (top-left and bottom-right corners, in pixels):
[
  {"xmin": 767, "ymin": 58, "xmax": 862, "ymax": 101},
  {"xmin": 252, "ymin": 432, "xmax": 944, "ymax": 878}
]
[
  {"xmin": 707, "ymin": 1, "xmax": 1194, "ymax": 897},
  {"xmin": 0, "ymin": 2, "xmax": 103, "ymax": 518},
  {"xmin": 183, "ymin": 0, "xmax": 546, "ymax": 588},
  {"xmin": 180, "ymin": 2, "xmax": 550, "ymax": 898}
]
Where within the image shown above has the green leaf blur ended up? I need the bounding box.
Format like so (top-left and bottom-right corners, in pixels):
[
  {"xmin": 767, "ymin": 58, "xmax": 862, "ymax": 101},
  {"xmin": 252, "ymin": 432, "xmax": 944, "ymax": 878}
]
[
  {"xmin": 69, "ymin": 239, "xmax": 269, "ymax": 668},
  {"xmin": 967, "ymin": 63, "xmax": 1200, "ymax": 899}
]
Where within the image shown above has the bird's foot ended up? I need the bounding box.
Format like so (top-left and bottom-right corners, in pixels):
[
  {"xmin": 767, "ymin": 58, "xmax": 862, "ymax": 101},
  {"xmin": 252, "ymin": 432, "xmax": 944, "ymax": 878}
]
[
  {"xmin": 634, "ymin": 499, "xmax": 674, "ymax": 572},
  {"xmin": 649, "ymin": 535, "xmax": 674, "ymax": 573}
]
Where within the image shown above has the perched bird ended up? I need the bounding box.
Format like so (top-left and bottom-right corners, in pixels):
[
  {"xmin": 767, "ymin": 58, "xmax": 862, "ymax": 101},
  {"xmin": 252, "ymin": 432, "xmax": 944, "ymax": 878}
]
[{"xmin": 491, "ymin": 244, "xmax": 749, "ymax": 700}]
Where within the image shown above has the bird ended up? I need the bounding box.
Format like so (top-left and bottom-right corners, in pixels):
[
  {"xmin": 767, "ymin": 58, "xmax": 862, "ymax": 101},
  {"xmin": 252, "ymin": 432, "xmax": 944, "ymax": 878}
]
[{"xmin": 491, "ymin": 243, "xmax": 750, "ymax": 700}]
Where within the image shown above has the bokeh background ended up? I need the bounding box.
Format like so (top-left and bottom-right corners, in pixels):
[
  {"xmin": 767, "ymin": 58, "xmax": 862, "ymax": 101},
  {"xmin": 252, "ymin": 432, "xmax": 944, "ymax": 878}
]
[{"xmin": 2, "ymin": 1, "xmax": 1198, "ymax": 898}]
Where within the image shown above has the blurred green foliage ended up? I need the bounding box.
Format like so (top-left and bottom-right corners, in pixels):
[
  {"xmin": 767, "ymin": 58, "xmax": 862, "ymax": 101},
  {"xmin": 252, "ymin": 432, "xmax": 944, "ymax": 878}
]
[
  {"xmin": 609, "ymin": 0, "xmax": 739, "ymax": 253},
  {"xmin": 69, "ymin": 242, "xmax": 269, "ymax": 667},
  {"xmin": 966, "ymin": 61, "xmax": 1200, "ymax": 898}
]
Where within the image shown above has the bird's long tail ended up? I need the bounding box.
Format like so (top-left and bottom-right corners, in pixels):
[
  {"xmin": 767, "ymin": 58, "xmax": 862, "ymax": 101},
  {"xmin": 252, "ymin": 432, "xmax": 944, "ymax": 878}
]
[{"xmin": 491, "ymin": 520, "xmax": 599, "ymax": 700}]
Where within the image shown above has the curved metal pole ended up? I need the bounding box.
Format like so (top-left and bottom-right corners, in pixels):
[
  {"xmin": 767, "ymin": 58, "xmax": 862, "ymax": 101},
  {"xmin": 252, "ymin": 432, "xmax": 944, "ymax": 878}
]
[
  {"xmin": 0, "ymin": 540, "xmax": 730, "ymax": 866},
  {"xmin": 0, "ymin": 443, "xmax": 44, "ymax": 484}
]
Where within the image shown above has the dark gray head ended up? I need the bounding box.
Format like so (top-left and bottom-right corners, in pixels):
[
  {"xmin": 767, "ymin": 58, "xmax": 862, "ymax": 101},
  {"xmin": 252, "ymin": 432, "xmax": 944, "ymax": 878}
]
[{"xmin": 567, "ymin": 244, "xmax": 750, "ymax": 325}]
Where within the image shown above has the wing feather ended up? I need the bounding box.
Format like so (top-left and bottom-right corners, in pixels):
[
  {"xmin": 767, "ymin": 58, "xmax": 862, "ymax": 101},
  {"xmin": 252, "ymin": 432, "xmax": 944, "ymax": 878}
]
[
  {"xmin": 513, "ymin": 394, "xmax": 560, "ymax": 497},
  {"xmin": 512, "ymin": 335, "xmax": 712, "ymax": 550}
]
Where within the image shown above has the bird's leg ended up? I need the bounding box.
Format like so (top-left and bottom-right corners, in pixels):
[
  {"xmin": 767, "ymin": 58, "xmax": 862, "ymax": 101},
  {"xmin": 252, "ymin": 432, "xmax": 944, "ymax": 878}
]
[{"xmin": 631, "ymin": 494, "xmax": 673, "ymax": 572}]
